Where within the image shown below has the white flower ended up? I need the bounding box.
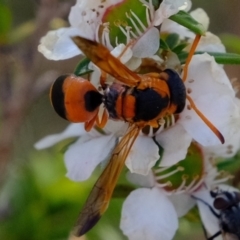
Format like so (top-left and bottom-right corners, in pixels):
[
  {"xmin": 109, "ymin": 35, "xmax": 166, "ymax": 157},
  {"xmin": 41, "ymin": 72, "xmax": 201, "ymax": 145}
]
[
  {"xmin": 35, "ymin": 121, "xmax": 127, "ymax": 181},
  {"xmin": 38, "ymin": 0, "xmax": 123, "ymax": 60},
  {"xmin": 120, "ymin": 187, "xmax": 178, "ymax": 240},
  {"xmin": 38, "ymin": 0, "xmax": 190, "ymax": 60},
  {"xmin": 120, "ymin": 146, "xmax": 233, "ymax": 240},
  {"xmin": 201, "ymin": 98, "xmax": 240, "ymax": 159}
]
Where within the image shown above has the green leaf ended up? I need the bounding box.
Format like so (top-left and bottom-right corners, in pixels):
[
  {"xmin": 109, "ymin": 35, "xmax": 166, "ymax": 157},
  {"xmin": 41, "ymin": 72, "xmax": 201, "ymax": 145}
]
[
  {"xmin": 200, "ymin": 52, "xmax": 240, "ymax": 64},
  {"xmin": 165, "ymin": 33, "xmax": 180, "ymax": 49},
  {"xmin": 217, "ymin": 153, "xmax": 240, "ymax": 172},
  {"xmin": 160, "ymin": 38, "xmax": 169, "ymax": 50},
  {"xmin": 74, "ymin": 57, "xmax": 93, "ymax": 76},
  {"xmin": 152, "ymin": 0, "xmax": 161, "ymax": 9},
  {"xmin": 170, "ymin": 11, "xmax": 206, "ymax": 35},
  {"xmin": 178, "ymin": 51, "xmax": 240, "ymax": 65},
  {"xmin": 172, "ymin": 42, "xmax": 188, "ymax": 54}
]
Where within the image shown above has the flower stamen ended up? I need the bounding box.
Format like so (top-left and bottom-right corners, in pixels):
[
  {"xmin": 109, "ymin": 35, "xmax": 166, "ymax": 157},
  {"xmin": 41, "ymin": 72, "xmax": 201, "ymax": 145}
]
[
  {"xmin": 139, "ymin": 0, "xmax": 154, "ymax": 20},
  {"xmin": 156, "ymin": 181, "xmax": 172, "ymax": 188},
  {"xmin": 126, "ymin": 11, "xmax": 144, "ymax": 36},
  {"xmin": 102, "ymin": 22, "xmax": 113, "ymax": 49},
  {"xmin": 154, "ymin": 166, "xmax": 184, "ymax": 180},
  {"xmin": 175, "ymin": 178, "xmax": 187, "ymax": 193},
  {"xmin": 212, "ymin": 175, "xmax": 233, "ymax": 185},
  {"xmin": 188, "ymin": 177, "xmax": 204, "ymax": 193}
]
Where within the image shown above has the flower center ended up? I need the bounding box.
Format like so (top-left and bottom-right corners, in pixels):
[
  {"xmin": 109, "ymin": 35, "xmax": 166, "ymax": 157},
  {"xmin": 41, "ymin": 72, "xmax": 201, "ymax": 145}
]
[{"xmin": 153, "ymin": 143, "xmax": 205, "ymax": 194}]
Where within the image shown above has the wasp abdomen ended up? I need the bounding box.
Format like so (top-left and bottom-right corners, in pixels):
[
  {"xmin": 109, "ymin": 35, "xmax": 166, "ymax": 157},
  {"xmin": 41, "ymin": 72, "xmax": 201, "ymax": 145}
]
[{"xmin": 133, "ymin": 88, "xmax": 169, "ymax": 121}]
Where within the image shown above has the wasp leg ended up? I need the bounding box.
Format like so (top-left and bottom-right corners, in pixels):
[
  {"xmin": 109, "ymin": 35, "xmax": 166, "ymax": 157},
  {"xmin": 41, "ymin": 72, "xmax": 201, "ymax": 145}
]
[
  {"xmin": 84, "ymin": 114, "xmax": 98, "ymax": 131},
  {"xmin": 96, "ymin": 108, "xmax": 108, "ymax": 128},
  {"xmin": 182, "ymin": 34, "xmax": 201, "ymax": 82},
  {"xmin": 186, "ymin": 95, "xmax": 224, "ymax": 144}
]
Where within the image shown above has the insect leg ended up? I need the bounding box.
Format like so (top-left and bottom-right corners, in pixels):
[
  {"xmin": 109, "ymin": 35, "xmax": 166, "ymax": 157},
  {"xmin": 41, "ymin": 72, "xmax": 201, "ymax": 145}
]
[
  {"xmin": 96, "ymin": 108, "xmax": 108, "ymax": 128},
  {"xmin": 186, "ymin": 95, "xmax": 224, "ymax": 144},
  {"xmin": 182, "ymin": 34, "xmax": 201, "ymax": 82}
]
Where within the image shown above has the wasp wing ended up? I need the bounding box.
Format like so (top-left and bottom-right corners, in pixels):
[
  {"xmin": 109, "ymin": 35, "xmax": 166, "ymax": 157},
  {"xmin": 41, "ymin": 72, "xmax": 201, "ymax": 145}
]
[
  {"xmin": 72, "ymin": 36, "xmax": 141, "ymax": 87},
  {"xmin": 73, "ymin": 124, "xmax": 141, "ymax": 236}
]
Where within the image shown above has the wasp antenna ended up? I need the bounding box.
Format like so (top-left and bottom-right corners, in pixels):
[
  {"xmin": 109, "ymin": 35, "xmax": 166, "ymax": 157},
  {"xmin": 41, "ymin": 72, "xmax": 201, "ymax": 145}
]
[
  {"xmin": 186, "ymin": 96, "xmax": 225, "ymax": 144},
  {"xmin": 182, "ymin": 34, "xmax": 201, "ymax": 82}
]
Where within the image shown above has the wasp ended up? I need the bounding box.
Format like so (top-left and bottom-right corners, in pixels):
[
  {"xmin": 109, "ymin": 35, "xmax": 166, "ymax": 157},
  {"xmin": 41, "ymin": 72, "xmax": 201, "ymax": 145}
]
[
  {"xmin": 193, "ymin": 189, "xmax": 240, "ymax": 240},
  {"xmin": 50, "ymin": 35, "xmax": 224, "ymax": 236}
]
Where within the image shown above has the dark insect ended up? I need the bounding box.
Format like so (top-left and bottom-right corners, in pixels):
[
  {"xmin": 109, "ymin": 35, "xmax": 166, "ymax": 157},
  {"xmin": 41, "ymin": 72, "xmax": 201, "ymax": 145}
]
[{"xmin": 194, "ymin": 189, "xmax": 240, "ymax": 240}]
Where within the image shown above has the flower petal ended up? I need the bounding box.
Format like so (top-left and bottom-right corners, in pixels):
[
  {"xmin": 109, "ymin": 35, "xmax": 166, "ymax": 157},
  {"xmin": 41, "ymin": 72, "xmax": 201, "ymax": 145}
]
[
  {"xmin": 34, "ymin": 123, "xmax": 85, "ymax": 149},
  {"xmin": 202, "ymin": 122, "xmax": 240, "ymax": 159},
  {"xmin": 111, "ymin": 44, "xmax": 133, "ymax": 63},
  {"xmin": 126, "ymin": 171, "xmax": 155, "ymax": 188},
  {"xmin": 132, "ymin": 27, "xmax": 159, "ymax": 58},
  {"xmin": 196, "ymin": 32, "xmax": 226, "ymax": 53},
  {"xmin": 65, "ymin": 134, "xmax": 116, "ymax": 181},
  {"xmin": 156, "ymin": 123, "xmax": 192, "ymax": 167},
  {"xmin": 179, "ymin": 53, "xmax": 236, "ymax": 146},
  {"xmin": 154, "ymin": 0, "xmax": 191, "ymax": 26},
  {"xmin": 103, "ymin": 120, "xmax": 129, "ymax": 137},
  {"xmin": 125, "ymin": 136, "xmax": 159, "ymax": 175},
  {"xmin": 168, "ymin": 193, "xmax": 195, "ymax": 217},
  {"xmin": 120, "ymin": 188, "xmax": 178, "ymax": 240},
  {"xmin": 69, "ymin": 0, "xmax": 123, "ymax": 32},
  {"xmin": 38, "ymin": 28, "xmax": 83, "ymax": 60},
  {"xmin": 190, "ymin": 8, "xmax": 209, "ymax": 30}
]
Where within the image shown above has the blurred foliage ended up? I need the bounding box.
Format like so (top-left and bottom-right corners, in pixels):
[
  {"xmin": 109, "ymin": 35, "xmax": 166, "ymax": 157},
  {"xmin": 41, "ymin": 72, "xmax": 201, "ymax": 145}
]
[
  {"xmin": 220, "ymin": 33, "xmax": 240, "ymax": 54},
  {"xmin": 0, "ymin": 145, "xmax": 205, "ymax": 240},
  {"xmin": 0, "ymin": 149, "xmax": 126, "ymax": 240},
  {"xmin": 0, "ymin": 3, "xmax": 12, "ymax": 44}
]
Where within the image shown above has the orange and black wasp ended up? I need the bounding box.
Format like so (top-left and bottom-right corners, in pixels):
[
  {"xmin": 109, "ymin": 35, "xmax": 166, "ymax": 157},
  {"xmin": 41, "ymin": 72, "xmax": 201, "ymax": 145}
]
[{"xmin": 50, "ymin": 34, "xmax": 225, "ymax": 236}]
